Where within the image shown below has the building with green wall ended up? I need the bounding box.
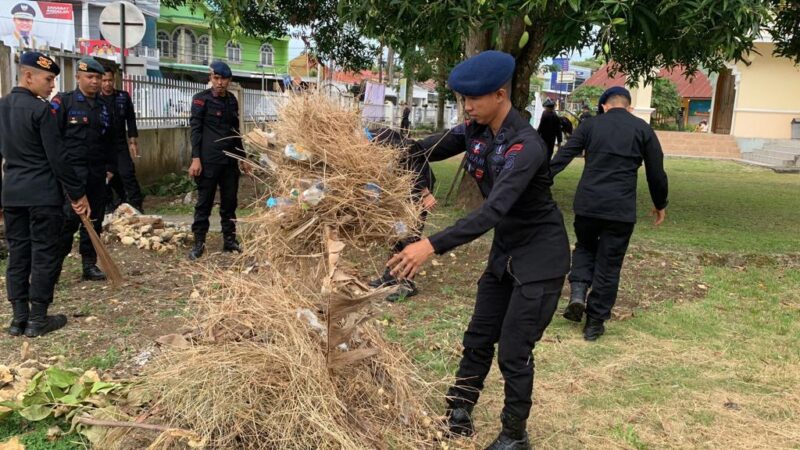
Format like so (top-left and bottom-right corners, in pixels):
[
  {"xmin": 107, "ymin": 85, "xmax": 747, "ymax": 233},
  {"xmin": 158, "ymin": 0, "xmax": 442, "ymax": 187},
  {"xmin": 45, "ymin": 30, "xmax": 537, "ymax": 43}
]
[{"xmin": 157, "ymin": 5, "xmax": 289, "ymax": 89}]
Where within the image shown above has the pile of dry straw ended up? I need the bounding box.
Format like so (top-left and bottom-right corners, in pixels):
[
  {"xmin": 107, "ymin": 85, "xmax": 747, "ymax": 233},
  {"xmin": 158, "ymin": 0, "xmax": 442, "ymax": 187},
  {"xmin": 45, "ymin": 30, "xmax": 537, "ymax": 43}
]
[{"xmin": 130, "ymin": 93, "xmax": 444, "ymax": 449}]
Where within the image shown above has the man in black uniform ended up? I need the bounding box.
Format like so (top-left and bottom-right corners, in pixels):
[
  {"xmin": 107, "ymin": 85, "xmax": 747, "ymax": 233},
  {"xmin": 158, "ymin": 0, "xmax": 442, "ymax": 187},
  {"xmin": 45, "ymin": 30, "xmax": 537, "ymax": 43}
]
[
  {"xmin": 550, "ymin": 86, "xmax": 669, "ymax": 341},
  {"xmin": 367, "ymin": 127, "xmax": 436, "ymax": 302},
  {"xmin": 578, "ymin": 105, "xmax": 592, "ymax": 123},
  {"xmin": 0, "ymin": 52, "xmax": 90, "ymax": 337},
  {"xmin": 187, "ymin": 61, "xmax": 248, "ymax": 260},
  {"xmin": 101, "ymin": 65, "xmax": 144, "ymax": 213},
  {"xmin": 536, "ymin": 98, "xmax": 561, "ymax": 160},
  {"xmin": 388, "ymin": 51, "xmax": 570, "ymax": 450},
  {"xmin": 52, "ymin": 57, "xmax": 115, "ymax": 282}
]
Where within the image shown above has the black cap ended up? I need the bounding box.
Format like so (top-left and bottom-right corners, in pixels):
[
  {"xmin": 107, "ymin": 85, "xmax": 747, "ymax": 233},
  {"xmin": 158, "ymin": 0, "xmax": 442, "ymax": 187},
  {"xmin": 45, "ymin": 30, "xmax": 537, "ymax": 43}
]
[
  {"xmin": 11, "ymin": 3, "xmax": 35, "ymax": 19},
  {"xmin": 20, "ymin": 51, "xmax": 59, "ymax": 75},
  {"xmin": 597, "ymin": 86, "xmax": 632, "ymax": 115},
  {"xmin": 77, "ymin": 57, "xmax": 105, "ymax": 74},
  {"xmin": 543, "ymin": 98, "xmax": 555, "ymax": 108}
]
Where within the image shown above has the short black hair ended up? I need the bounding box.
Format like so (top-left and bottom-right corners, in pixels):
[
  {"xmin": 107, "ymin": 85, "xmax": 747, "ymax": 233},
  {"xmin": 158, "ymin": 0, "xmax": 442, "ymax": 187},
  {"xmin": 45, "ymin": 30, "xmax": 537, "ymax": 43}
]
[
  {"xmin": 501, "ymin": 80, "xmax": 512, "ymax": 96},
  {"xmin": 103, "ymin": 65, "xmax": 116, "ymax": 75},
  {"xmin": 605, "ymin": 94, "xmax": 630, "ymax": 107}
]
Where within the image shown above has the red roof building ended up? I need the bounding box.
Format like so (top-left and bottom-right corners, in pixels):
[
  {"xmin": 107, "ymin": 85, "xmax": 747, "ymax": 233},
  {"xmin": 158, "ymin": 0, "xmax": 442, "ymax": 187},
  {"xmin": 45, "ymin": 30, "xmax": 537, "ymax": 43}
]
[{"xmin": 583, "ymin": 63, "xmax": 712, "ymax": 99}]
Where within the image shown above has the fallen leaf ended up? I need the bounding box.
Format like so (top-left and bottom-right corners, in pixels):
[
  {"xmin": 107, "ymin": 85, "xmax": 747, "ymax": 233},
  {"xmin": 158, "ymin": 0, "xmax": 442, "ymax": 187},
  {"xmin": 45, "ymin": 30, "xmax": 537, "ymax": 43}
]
[
  {"xmin": 0, "ymin": 436, "xmax": 25, "ymax": 450},
  {"xmin": 155, "ymin": 334, "xmax": 191, "ymax": 349},
  {"xmin": 189, "ymin": 289, "xmax": 200, "ymax": 300}
]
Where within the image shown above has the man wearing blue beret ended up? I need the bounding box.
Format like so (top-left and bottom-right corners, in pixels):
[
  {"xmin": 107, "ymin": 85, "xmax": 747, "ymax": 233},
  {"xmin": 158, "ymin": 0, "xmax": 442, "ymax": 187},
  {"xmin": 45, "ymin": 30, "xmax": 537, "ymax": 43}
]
[
  {"xmin": 550, "ymin": 86, "xmax": 669, "ymax": 340},
  {"xmin": 0, "ymin": 52, "xmax": 90, "ymax": 337},
  {"xmin": 387, "ymin": 50, "xmax": 571, "ymax": 450},
  {"xmin": 187, "ymin": 61, "xmax": 248, "ymax": 260},
  {"xmin": 52, "ymin": 57, "xmax": 116, "ymax": 283}
]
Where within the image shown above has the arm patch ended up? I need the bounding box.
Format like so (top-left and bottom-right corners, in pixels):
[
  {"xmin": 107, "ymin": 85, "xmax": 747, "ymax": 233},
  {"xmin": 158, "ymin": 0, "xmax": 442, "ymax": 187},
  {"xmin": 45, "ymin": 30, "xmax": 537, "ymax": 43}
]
[
  {"xmin": 192, "ymin": 98, "xmax": 205, "ymax": 107},
  {"xmin": 503, "ymin": 143, "xmax": 523, "ymax": 157}
]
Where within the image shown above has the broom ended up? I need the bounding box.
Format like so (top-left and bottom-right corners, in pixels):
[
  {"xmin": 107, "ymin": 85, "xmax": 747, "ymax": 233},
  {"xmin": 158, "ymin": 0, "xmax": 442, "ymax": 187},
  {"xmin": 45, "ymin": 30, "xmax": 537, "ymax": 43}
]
[{"xmin": 79, "ymin": 214, "xmax": 124, "ymax": 285}]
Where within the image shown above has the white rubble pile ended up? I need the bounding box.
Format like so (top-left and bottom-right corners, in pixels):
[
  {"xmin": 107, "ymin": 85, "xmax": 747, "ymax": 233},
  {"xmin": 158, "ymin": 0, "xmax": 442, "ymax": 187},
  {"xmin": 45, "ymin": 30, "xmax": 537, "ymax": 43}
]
[{"xmin": 103, "ymin": 203, "xmax": 192, "ymax": 253}]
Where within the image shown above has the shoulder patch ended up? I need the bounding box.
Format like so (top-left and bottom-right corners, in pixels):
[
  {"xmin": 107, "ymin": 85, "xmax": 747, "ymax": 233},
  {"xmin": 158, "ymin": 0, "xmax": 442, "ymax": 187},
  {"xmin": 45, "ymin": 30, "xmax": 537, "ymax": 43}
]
[
  {"xmin": 503, "ymin": 143, "xmax": 523, "ymax": 157},
  {"xmin": 192, "ymin": 98, "xmax": 205, "ymax": 107},
  {"xmin": 50, "ymin": 98, "xmax": 61, "ymax": 111}
]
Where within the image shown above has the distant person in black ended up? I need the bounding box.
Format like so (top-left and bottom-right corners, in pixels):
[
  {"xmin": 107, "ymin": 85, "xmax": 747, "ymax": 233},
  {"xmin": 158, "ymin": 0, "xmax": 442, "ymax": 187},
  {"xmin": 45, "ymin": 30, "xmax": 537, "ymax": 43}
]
[
  {"xmin": 550, "ymin": 86, "xmax": 669, "ymax": 341},
  {"xmin": 559, "ymin": 115, "xmax": 573, "ymax": 139},
  {"xmin": 367, "ymin": 127, "xmax": 436, "ymax": 302},
  {"xmin": 387, "ymin": 51, "xmax": 570, "ymax": 450},
  {"xmin": 400, "ymin": 102, "xmax": 411, "ymax": 136},
  {"xmin": 187, "ymin": 61, "xmax": 249, "ymax": 260},
  {"xmin": 52, "ymin": 57, "xmax": 115, "ymax": 282},
  {"xmin": 0, "ymin": 52, "xmax": 90, "ymax": 337},
  {"xmin": 578, "ymin": 105, "xmax": 592, "ymax": 122},
  {"xmin": 537, "ymin": 98, "xmax": 561, "ymax": 159},
  {"xmin": 100, "ymin": 65, "xmax": 145, "ymax": 213}
]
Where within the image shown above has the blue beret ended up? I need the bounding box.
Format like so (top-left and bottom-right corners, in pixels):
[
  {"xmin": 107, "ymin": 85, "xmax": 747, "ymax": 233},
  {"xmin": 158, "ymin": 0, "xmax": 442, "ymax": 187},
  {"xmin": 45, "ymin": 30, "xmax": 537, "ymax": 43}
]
[
  {"xmin": 77, "ymin": 57, "xmax": 105, "ymax": 74},
  {"xmin": 11, "ymin": 3, "xmax": 35, "ymax": 19},
  {"xmin": 448, "ymin": 50, "xmax": 515, "ymax": 96},
  {"xmin": 597, "ymin": 86, "xmax": 631, "ymax": 114},
  {"xmin": 20, "ymin": 52, "xmax": 59, "ymax": 76},
  {"xmin": 210, "ymin": 61, "xmax": 232, "ymax": 78}
]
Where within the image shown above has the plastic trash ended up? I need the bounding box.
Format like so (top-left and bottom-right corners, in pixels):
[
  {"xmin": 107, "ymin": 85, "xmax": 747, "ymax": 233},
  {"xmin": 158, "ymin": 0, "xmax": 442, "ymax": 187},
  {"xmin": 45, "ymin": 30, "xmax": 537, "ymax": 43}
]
[
  {"xmin": 393, "ymin": 222, "xmax": 409, "ymax": 235},
  {"xmin": 258, "ymin": 153, "xmax": 277, "ymax": 170},
  {"xmin": 266, "ymin": 197, "xmax": 294, "ymax": 210},
  {"xmin": 301, "ymin": 184, "xmax": 325, "ymax": 206},
  {"xmin": 284, "ymin": 143, "xmax": 310, "ymax": 161},
  {"xmin": 364, "ymin": 182, "xmax": 381, "ymax": 201}
]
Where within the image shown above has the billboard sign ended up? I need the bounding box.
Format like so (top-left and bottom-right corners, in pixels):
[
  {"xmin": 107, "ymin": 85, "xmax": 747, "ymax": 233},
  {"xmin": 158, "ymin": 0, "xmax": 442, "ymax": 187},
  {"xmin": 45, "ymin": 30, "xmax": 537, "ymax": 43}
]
[
  {"xmin": 0, "ymin": 1, "xmax": 74, "ymax": 50},
  {"xmin": 79, "ymin": 39, "xmax": 129, "ymax": 57}
]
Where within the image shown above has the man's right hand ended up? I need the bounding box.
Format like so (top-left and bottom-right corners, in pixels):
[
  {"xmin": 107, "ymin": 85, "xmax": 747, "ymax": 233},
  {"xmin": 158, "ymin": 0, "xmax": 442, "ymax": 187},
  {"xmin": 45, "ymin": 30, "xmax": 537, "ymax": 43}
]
[
  {"xmin": 188, "ymin": 158, "xmax": 202, "ymax": 177},
  {"xmin": 651, "ymin": 207, "xmax": 666, "ymax": 226},
  {"xmin": 71, "ymin": 196, "xmax": 90, "ymax": 216}
]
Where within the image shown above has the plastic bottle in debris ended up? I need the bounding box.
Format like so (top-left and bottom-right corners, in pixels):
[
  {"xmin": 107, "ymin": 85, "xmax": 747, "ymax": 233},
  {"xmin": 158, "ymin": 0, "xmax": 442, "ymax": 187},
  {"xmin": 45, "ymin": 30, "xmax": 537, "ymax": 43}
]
[
  {"xmin": 301, "ymin": 183, "xmax": 325, "ymax": 206},
  {"xmin": 284, "ymin": 143, "xmax": 310, "ymax": 161},
  {"xmin": 364, "ymin": 183, "xmax": 381, "ymax": 201},
  {"xmin": 266, "ymin": 197, "xmax": 294, "ymax": 210}
]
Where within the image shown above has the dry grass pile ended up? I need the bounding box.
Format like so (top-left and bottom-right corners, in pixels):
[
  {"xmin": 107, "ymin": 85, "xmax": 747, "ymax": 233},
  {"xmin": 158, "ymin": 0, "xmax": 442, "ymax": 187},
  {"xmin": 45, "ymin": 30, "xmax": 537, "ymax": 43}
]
[
  {"xmin": 241, "ymin": 92, "xmax": 423, "ymax": 259},
  {"xmin": 134, "ymin": 93, "xmax": 443, "ymax": 450}
]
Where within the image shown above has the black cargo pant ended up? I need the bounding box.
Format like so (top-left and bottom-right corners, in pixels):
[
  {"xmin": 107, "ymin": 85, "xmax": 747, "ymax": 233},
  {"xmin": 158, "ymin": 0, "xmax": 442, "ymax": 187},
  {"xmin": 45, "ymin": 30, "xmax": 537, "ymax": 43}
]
[
  {"xmin": 447, "ymin": 271, "xmax": 564, "ymax": 420},
  {"xmin": 107, "ymin": 145, "xmax": 144, "ymax": 208},
  {"xmin": 191, "ymin": 162, "xmax": 240, "ymax": 240},
  {"xmin": 59, "ymin": 168, "xmax": 106, "ymax": 267},
  {"xmin": 568, "ymin": 215, "xmax": 635, "ymax": 321},
  {"xmin": 3, "ymin": 206, "xmax": 64, "ymax": 303}
]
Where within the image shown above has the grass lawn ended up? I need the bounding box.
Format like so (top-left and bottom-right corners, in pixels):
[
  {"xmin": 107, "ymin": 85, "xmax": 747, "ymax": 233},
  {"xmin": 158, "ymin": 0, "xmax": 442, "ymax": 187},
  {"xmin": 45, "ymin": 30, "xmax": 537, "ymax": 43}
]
[{"xmin": 383, "ymin": 157, "xmax": 800, "ymax": 449}]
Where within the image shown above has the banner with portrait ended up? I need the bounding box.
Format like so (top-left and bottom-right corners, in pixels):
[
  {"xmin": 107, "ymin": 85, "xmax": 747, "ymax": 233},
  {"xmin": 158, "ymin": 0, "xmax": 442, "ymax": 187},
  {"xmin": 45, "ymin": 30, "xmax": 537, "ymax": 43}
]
[{"xmin": 0, "ymin": 1, "xmax": 75, "ymax": 51}]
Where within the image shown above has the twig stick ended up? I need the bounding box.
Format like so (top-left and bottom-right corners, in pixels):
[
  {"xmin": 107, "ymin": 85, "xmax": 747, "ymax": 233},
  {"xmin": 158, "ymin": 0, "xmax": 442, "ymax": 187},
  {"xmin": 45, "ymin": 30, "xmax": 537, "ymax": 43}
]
[{"xmin": 75, "ymin": 417, "xmax": 177, "ymax": 432}]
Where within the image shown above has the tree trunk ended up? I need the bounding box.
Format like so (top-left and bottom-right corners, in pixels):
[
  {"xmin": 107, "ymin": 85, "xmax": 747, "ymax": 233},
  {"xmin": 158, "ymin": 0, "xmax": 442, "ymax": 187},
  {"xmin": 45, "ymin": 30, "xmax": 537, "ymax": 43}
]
[
  {"xmin": 405, "ymin": 76, "xmax": 414, "ymax": 106},
  {"xmin": 386, "ymin": 47, "xmax": 395, "ymax": 87}
]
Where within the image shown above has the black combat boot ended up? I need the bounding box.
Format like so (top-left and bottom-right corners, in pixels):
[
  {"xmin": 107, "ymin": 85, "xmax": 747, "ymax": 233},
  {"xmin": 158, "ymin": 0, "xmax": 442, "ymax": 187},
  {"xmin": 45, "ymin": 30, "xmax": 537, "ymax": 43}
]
[
  {"xmin": 24, "ymin": 300, "xmax": 67, "ymax": 337},
  {"xmin": 369, "ymin": 267, "xmax": 397, "ymax": 289},
  {"xmin": 188, "ymin": 238, "xmax": 206, "ymax": 260},
  {"xmin": 222, "ymin": 234, "xmax": 242, "ymax": 253},
  {"xmin": 583, "ymin": 317, "xmax": 606, "ymax": 341},
  {"xmin": 445, "ymin": 405, "xmax": 475, "ymax": 438},
  {"xmin": 8, "ymin": 299, "xmax": 29, "ymax": 336},
  {"xmin": 485, "ymin": 413, "xmax": 531, "ymax": 450},
  {"xmin": 563, "ymin": 282, "xmax": 589, "ymax": 322},
  {"xmin": 386, "ymin": 279, "xmax": 418, "ymax": 303},
  {"xmin": 82, "ymin": 263, "xmax": 107, "ymax": 281}
]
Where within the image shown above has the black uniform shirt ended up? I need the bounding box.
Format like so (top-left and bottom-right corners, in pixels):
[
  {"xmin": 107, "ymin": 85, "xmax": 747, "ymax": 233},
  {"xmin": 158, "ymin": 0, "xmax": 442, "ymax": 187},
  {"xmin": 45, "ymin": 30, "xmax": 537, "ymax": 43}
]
[
  {"xmin": 100, "ymin": 89, "xmax": 138, "ymax": 149},
  {"xmin": 0, "ymin": 87, "xmax": 85, "ymax": 207},
  {"xmin": 190, "ymin": 89, "xmax": 243, "ymax": 166},
  {"xmin": 416, "ymin": 108, "xmax": 570, "ymax": 284},
  {"xmin": 537, "ymin": 109, "xmax": 562, "ymax": 149},
  {"xmin": 51, "ymin": 89, "xmax": 115, "ymax": 175},
  {"xmin": 550, "ymin": 108, "xmax": 669, "ymax": 223}
]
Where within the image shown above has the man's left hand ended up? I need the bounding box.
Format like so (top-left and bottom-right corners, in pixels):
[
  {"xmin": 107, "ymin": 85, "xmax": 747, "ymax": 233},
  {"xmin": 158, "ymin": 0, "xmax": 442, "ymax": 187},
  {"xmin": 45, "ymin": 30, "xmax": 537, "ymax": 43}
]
[
  {"xmin": 421, "ymin": 188, "xmax": 437, "ymax": 211},
  {"xmin": 239, "ymin": 160, "xmax": 252, "ymax": 175},
  {"xmin": 106, "ymin": 172, "xmax": 114, "ymax": 182},
  {"xmin": 128, "ymin": 138, "xmax": 139, "ymax": 158},
  {"xmin": 387, "ymin": 238, "xmax": 435, "ymax": 280}
]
